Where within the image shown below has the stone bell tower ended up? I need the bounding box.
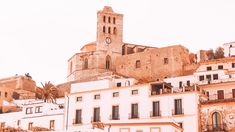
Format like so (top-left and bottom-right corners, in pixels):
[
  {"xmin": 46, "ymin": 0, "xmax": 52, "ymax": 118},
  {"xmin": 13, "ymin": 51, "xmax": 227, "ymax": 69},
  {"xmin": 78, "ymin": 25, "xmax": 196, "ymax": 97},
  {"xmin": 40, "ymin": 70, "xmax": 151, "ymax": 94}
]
[{"xmin": 96, "ymin": 6, "xmax": 123, "ymax": 54}]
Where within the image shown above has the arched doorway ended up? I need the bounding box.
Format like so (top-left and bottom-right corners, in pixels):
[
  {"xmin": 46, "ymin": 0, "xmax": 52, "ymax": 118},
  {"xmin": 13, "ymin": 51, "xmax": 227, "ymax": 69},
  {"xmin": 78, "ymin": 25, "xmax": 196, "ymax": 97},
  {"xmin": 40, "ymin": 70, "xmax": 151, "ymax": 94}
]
[
  {"xmin": 106, "ymin": 55, "xmax": 111, "ymax": 69},
  {"xmin": 212, "ymin": 112, "xmax": 221, "ymax": 130}
]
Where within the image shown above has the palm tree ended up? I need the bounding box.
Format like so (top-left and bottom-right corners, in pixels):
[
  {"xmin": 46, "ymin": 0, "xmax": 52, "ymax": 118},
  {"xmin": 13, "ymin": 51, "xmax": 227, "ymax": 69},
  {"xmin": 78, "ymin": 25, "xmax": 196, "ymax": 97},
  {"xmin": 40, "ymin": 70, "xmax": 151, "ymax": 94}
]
[{"xmin": 38, "ymin": 81, "xmax": 58, "ymax": 103}]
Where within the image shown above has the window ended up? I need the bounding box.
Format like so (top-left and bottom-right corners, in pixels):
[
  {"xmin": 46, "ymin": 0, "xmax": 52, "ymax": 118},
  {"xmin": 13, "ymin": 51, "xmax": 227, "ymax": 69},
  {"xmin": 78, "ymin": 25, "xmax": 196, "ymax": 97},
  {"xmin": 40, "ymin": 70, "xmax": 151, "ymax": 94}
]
[
  {"xmin": 35, "ymin": 106, "xmax": 42, "ymax": 113},
  {"xmin": 199, "ymin": 75, "xmax": 204, "ymax": 81},
  {"xmin": 0, "ymin": 91, "xmax": 1, "ymax": 98},
  {"xmin": 103, "ymin": 16, "xmax": 106, "ymax": 23},
  {"xmin": 131, "ymin": 103, "xmax": 138, "ymax": 118},
  {"xmin": 213, "ymin": 74, "xmax": 218, "ymax": 80},
  {"xmin": 108, "ymin": 27, "xmax": 111, "ymax": 34},
  {"xmin": 217, "ymin": 90, "xmax": 224, "ymax": 99},
  {"xmin": 174, "ymin": 99, "xmax": 183, "ymax": 115},
  {"xmin": 178, "ymin": 122, "xmax": 183, "ymax": 128},
  {"xmin": 106, "ymin": 55, "xmax": 111, "ymax": 69},
  {"xmin": 113, "ymin": 17, "xmax": 116, "ymax": 24},
  {"xmin": 84, "ymin": 58, "xmax": 88, "ymax": 69},
  {"xmin": 75, "ymin": 109, "xmax": 82, "ymax": 124},
  {"xmin": 26, "ymin": 107, "xmax": 33, "ymax": 114},
  {"xmin": 125, "ymin": 80, "xmax": 130, "ymax": 86},
  {"xmin": 113, "ymin": 27, "xmax": 117, "ymax": 34},
  {"xmin": 28, "ymin": 122, "xmax": 33, "ymax": 130},
  {"xmin": 164, "ymin": 58, "xmax": 168, "ymax": 64},
  {"xmin": 5, "ymin": 92, "xmax": 7, "ymax": 98},
  {"xmin": 93, "ymin": 107, "xmax": 100, "ymax": 122},
  {"xmin": 103, "ymin": 26, "xmax": 105, "ymax": 33},
  {"xmin": 76, "ymin": 96, "xmax": 82, "ymax": 102},
  {"xmin": 232, "ymin": 63, "xmax": 235, "ymax": 68},
  {"xmin": 135, "ymin": 60, "xmax": 141, "ymax": 68},
  {"xmin": 0, "ymin": 122, "xmax": 5, "ymax": 129},
  {"xmin": 94, "ymin": 94, "xmax": 100, "ymax": 100},
  {"xmin": 179, "ymin": 81, "xmax": 182, "ymax": 88},
  {"xmin": 117, "ymin": 82, "xmax": 122, "ymax": 87},
  {"xmin": 131, "ymin": 90, "xmax": 138, "ymax": 95},
  {"xmin": 187, "ymin": 80, "xmax": 190, "ymax": 86},
  {"xmin": 207, "ymin": 66, "xmax": 212, "ymax": 71},
  {"xmin": 108, "ymin": 17, "xmax": 111, "ymax": 23},
  {"xmin": 152, "ymin": 101, "xmax": 160, "ymax": 116},
  {"xmin": 206, "ymin": 91, "xmax": 209, "ymax": 97},
  {"xmin": 218, "ymin": 65, "xmax": 223, "ymax": 70},
  {"xmin": 17, "ymin": 120, "xmax": 20, "ymax": 126},
  {"xmin": 70, "ymin": 61, "xmax": 73, "ymax": 74},
  {"xmin": 113, "ymin": 92, "xmax": 119, "ymax": 97},
  {"xmin": 212, "ymin": 112, "xmax": 221, "ymax": 130},
  {"xmin": 112, "ymin": 105, "xmax": 119, "ymax": 120},
  {"xmin": 206, "ymin": 75, "xmax": 212, "ymax": 81},
  {"xmin": 232, "ymin": 89, "xmax": 235, "ymax": 98},
  {"xmin": 49, "ymin": 120, "xmax": 55, "ymax": 130}
]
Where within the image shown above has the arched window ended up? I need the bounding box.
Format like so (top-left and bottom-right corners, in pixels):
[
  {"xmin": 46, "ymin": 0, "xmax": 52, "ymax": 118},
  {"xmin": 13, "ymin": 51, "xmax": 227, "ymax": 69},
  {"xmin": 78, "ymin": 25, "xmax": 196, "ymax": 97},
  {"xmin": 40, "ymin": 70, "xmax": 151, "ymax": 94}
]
[
  {"xmin": 103, "ymin": 16, "xmax": 106, "ymax": 23},
  {"xmin": 106, "ymin": 55, "xmax": 111, "ymax": 69},
  {"xmin": 212, "ymin": 112, "xmax": 221, "ymax": 130},
  {"xmin": 108, "ymin": 17, "xmax": 111, "ymax": 23},
  {"xmin": 103, "ymin": 26, "xmax": 105, "ymax": 33},
  {"xmin": 113, "ymin": 17, "xmax": 116, "ymax": 24},
  {"xmin": 113, "ymin": 27, "xmax": 117, "ymax": 35},
  {"xmin": 136, "ymin": 60, "xmax": 141, "ymax": 68},
  {"xmin": 108, "ymin": 27, "xmax": 111, "ymax": 34},
  {"xmin": 84, "ymin": 58, "xmax": 88, "ymax": 69}
]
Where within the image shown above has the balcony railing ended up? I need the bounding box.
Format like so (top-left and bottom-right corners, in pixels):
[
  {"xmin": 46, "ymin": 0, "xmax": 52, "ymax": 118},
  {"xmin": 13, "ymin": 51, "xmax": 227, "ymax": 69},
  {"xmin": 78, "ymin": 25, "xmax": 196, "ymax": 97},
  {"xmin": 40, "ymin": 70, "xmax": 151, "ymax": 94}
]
[
  {"xmin": 172, "ymin": 108, "xmax": 184, "ymax": 115},
  {"xmin": 205, "ymin": 124, "xmax": 226, "ymax": 132},
  {"xmin": 128, "ymin": 113, "xmax": 139, "ymax": 119},
  {"xmin": 150, "ymin": 111, "xmax": 161, "ymax": 117},
  {"xmin": 73, "ymin": 118, "xmax": 82, "ymax": 125},
  {"xmin": 208, "ymin": 93, "xmax": 235, "ymax": 100},
  {"xmin": 109, "ymin": 114, "xmax": 120, "ymax": 120}
]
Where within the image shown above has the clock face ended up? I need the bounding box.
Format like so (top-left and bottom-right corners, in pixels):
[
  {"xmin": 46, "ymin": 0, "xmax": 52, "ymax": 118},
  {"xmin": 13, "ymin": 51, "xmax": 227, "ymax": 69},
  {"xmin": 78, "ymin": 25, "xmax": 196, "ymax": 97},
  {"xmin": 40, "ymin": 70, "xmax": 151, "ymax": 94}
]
[{"xmin": 105, "ymin": 37, "xmax": 112, "ymax": 44}]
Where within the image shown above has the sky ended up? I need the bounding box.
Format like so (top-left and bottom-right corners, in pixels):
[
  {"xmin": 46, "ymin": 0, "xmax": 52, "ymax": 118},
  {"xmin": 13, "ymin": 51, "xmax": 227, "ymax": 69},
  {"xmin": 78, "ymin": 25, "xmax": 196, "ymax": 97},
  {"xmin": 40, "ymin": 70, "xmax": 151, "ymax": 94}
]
[{"xmin": 0, "ymin": 0, "xmax": 235, "ymax": 85}]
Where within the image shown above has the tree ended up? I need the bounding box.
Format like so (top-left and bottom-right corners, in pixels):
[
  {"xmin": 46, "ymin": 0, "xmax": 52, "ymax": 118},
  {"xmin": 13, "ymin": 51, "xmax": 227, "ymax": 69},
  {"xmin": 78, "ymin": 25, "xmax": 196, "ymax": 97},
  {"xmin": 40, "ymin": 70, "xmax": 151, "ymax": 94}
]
[
  {"xmin": 214, "ymin": 46, "xmax": 225, "ymax": 59},
  {"xmin": 38, "ymin": 81, "xmax": 58, "ymax": 103},
  {"xmin": 189, "ymin": 53, "xmax": 196, "ymax": 63},
  {"xmin": 206, "ymin": 49, "xmax": 215, "ymax": 60}
]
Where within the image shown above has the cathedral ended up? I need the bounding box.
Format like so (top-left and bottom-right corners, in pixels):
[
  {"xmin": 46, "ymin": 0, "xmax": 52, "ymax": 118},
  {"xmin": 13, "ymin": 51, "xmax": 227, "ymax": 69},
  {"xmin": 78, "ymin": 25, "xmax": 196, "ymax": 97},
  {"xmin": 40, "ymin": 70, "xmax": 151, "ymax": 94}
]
[{"xmin": 67, "ymin": 6, "xmax": 197, "ymax": 83}]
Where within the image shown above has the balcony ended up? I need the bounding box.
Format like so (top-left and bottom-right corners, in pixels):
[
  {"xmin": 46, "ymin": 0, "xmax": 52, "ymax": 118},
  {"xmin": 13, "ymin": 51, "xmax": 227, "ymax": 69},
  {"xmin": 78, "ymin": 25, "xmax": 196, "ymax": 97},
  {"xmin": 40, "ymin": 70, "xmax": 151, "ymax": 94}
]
[
  {"xmin": 172, "ymin": 108, "xmax": 184, "ymax": 116},
  {"xmin": 150, "ymin": 111, "xmax": 161, "ymax": 117},
  {"xmin": 109, "ymin": 114, "xmax": 120, "ymax": 120},
  {"xmin": 205, "ymin": 124, "xmax": 226, "ymax": 132},
  {"xmin": 202, "ymin": 93, "xmax": 235, "ymax": 104},
  {"xmin": 73, "ymin": 118, "xmax": 82, "ymax": 125},
  {"xmin": 128, "ymin": 113, "xmax": 139, "ymax": 119}
]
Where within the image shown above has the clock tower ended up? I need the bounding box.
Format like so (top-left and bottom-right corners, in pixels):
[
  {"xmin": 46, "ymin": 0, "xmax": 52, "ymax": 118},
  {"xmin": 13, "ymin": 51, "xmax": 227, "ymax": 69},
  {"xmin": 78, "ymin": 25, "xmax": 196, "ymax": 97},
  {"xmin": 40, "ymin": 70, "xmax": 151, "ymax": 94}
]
[{"xmin": 96, "ymin": 6, "xmax": 123, "ymax": 54}]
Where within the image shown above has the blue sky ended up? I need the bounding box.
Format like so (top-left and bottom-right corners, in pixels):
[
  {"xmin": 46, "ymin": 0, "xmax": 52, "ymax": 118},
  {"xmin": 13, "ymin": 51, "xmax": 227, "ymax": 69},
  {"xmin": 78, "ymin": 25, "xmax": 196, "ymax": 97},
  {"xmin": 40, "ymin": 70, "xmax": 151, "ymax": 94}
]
[{"xmin": 0, "ymin": 0, "xmax": 235, "ymax": 85}]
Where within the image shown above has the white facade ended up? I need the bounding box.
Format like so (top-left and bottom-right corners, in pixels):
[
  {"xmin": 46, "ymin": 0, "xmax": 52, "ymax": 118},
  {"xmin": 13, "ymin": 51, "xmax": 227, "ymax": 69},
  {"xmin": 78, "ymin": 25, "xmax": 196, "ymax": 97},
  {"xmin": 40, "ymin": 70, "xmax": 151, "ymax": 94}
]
[
  {"xmin": 223, "ymin": 42, "xmax": 235, "ymax": 57},
  {"xmin": 0, "ymin": 98, "xmax": 64, "ymax": 131},
  {"xmin": 65, "ymin": 78, "xmax": 206, "ymax": 132}
]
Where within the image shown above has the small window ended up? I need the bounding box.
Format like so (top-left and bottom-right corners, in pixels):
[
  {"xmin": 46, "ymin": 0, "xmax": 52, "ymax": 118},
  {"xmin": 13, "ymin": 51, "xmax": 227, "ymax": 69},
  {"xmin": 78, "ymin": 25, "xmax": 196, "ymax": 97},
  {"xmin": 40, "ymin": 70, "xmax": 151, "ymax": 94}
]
[
  {"xmin": 35, "ymin": 106, "xmax": 42, "ymax": 113},
  {"xmin": 113, "ymin": 92, "xmax": 119, "ymax": 97},
  {"xmin": 207, "ymin": 66, "xmax": 212, "ymax": 71},
  {"xmin": 199, "ymin": 75, "xmax": 204, "ymax": 81},
  {"xmin": 218, "ymin": 65, "xmax": 223, "ymax": 70},
  {"xmin": 94, "ymin": 94, "xmax": 100, "ymax": 100},
  {"xmin": 178, "ymin": 122, "xmax": 183, "ymax": 128},
  {"xmin": 84, "ymin": 58, "xmax": 88, "ymax": 69},
  {"xmin": 49, "ymin": 120, "xmax": 55, "ymax": 130},
  {"xmin": 113, "ymin": 27, "xmax": 117, "ymax": 35},
  {"xmin": 108, "ymin": 27, "xmax": 111, "ymax": 34},
  {"xmin": 76, "ymin": 96, "xmax": 82, "ymax": 102},
  {"xmin": 108, "ymin": 17, "xmax": 111, "ymax": 23},
  {"xmin": 187, "ymin": 81, "xmax": 190, "ymax": 86},
  {"xmin": 103, "ymin": 26, "xmax": 105, "ymax": 33},
  {"xmin": 179, "ymin": 81, "xmax": 183, "ymax": 88},
  {"xmin": 206, "ymin": 75, "xmax": 212, "ymax": 80},
  {"xmin": 26, "ymin": 107, "xmax": 33, "ymax": 114},
  {"xmin": 164, "ymin": 58, "xmax": 168, "ymax": 64},
  {"xmin": 1, "ymin": 122, "xmax": 5, "ymax": 129},
  {"xmin": 5, "ymin": 92, "xmax": 7, "ymax": 98},
  {"xmin": 136, "ymin": 60, "xmax": 141, "ymax": 68},
  {"xmin": 103, "ymin": 16, "xmax": 106, "ymax": 23},
  {"xmin": 232, "ymin": 63, "xmax": 235, "ymax": 68},
  {"xmin": 117, "ymin": 82, "xmax": 121, "ymax": 87},
  {"xmin": 213, "ymin": 74, "xmax": 218, "ymax": 80},
  {"xmin": 113, "ymin": 17, "xmax": 116, "ymax": 24},
  {"xmin": 206, "ymin": 91, "xmax": 209, "ymax": 97},
  {"xmin": 217, "ymin": 90, "xmax": 224, "ymax": 99},
  {"xmin": 131, "ymin": 90, "xmax": 138, "ymax": 95}
]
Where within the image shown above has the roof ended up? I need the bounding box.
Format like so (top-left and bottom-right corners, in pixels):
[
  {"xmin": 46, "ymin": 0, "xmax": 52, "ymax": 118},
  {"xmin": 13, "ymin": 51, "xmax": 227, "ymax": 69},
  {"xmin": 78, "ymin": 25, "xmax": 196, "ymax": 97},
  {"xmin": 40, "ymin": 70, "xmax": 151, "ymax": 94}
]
[
  {"xmin": 199, "ymin": 57, "xmax": 235, "ymax": 65},
  {"xmin": 80, "ymin": 42, "xmax": 96, "ymax": 52}
]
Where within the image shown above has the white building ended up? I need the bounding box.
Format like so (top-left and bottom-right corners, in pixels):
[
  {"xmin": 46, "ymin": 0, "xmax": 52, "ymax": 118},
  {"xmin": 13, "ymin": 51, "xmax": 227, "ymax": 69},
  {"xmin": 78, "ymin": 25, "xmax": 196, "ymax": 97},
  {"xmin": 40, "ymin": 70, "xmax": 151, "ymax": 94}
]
[
  {"xmin": 64, "ymin": 77, "xmax": 207, "ymax": 132},
  {"xmin": 0, "ymin": 98, "xmax": 64, "ymax": 131},
  {"xmin": 223, "ymin": 42, "xmax": 235, "ymax": 57}
]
